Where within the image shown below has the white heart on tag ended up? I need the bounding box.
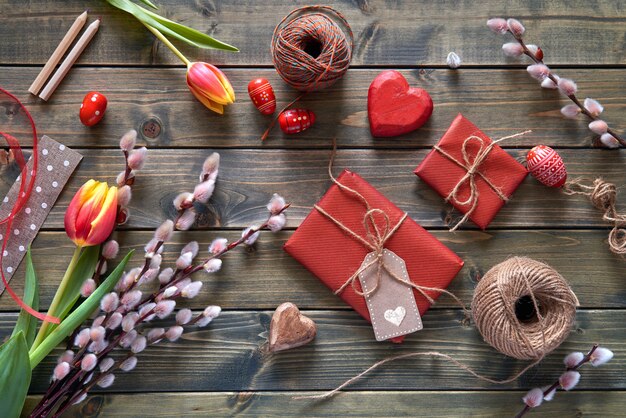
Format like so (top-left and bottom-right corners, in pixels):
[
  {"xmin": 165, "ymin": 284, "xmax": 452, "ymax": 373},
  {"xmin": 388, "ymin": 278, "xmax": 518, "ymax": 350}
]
[{"xmin": 383, "ymin": 306, "xmax": 406, "ymax": 327}]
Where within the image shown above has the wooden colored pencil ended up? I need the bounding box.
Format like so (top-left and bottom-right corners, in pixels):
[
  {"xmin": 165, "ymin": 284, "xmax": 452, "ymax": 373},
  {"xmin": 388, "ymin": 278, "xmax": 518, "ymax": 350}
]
[
  {"xmin": 39, "ymin": 18, "xmax": 100, "ymax": 101},
  {"xmin": 28, "ymin": 11, "xmax": 88, "ymax": 96}
]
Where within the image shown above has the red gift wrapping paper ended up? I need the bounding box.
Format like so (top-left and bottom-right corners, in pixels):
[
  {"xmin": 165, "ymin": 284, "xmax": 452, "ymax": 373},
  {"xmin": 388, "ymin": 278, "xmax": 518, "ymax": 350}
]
[
  {"xmin": 414, "ymin": 114, "xmax": 528, "ymax": 230},
  {"xmin": 284, "ymin": 169, "xmax": 464, "ymax": 342}
]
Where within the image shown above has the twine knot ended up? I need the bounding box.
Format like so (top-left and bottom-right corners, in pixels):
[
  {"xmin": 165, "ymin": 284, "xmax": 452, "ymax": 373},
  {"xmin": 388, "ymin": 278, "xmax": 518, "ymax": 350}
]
[
  {"xmin": 313, "ymin": 203, "xmax": 408, "ymax": 298},
  {"xmin": 564, "ymin": 178, "xmax": 626, "ymax": 255},
  {"xmin": 433, "ymin": 130, "xmax": 531, "ymax": 231},
  {"xmin": 590, "ymin": 179, "xmax": 618, "ymax": 213}
]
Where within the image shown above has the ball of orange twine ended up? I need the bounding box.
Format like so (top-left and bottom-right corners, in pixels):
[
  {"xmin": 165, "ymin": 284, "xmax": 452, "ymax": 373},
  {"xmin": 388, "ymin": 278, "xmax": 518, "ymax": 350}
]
[
  {"xmin": 271, "ymin": 5, "xmax": 354, "ymax": 92},
  {"xmin": 471, "ymin": 257, "xmax": 579, "ymax": 360}
]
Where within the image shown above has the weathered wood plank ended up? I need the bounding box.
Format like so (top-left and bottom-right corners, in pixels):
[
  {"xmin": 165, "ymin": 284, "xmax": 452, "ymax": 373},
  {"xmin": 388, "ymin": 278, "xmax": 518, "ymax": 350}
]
[
  {"xmin": 1, "ymin": 1, "xmax": 626, "ymax": 66},
  {"xmin": 22, "ymin": 390, "xmax": 626, "ymax": 417},
  {"xmin": 1, "ymin": 230, "xmax": 623, "ymax": 312},
  {"xmin": 0, "ymin": 68, "xmax": 624, "ymax": 149},
  {"xmin": 0, "ymin": 149, "xmax": 621, "ymax": 230},
  {"xmin": 1, "ymin": 309, "xmax": 622, "ymax": 392}
]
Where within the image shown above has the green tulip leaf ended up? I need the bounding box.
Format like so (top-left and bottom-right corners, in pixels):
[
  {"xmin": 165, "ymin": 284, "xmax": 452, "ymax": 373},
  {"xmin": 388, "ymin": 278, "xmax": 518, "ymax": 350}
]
[
  {"xmin": 39, "ymin": 245, "xmax": 100, "ymax": 341},
  {"xmin": 29, "ymin": 250, "xmax": 134, "ymax": 369},
  {"xmin": 105, "ymin": 0, "xmax": 239, "ymax": 51},
  {"xmin": 138, "ymin": 0, "xmax": 158, "ymax": 9},
  {"xmin": 11, "ymin": 248, "xmax": 39, "ymax": 349},
  {"xmin": 0, "ymin": 332, "xmax": 31, "ymax": 418}
]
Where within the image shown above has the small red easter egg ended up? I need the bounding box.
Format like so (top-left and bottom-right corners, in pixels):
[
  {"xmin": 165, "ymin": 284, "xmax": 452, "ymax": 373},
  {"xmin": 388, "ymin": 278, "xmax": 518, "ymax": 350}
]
[
  {"xmin": 248, "ymin": 78, "xmax": 276, "ymax": 115},
  {"xmin": 526, "ymin": 145, "xmax": 567, "ymax": 188},
  {"xmin": 278, "ymin": 109, "xmax": 315, "ymax": 134},
  {"xmin": 80, "ymin": 91, "xmax": 107, "ymax": 127}
]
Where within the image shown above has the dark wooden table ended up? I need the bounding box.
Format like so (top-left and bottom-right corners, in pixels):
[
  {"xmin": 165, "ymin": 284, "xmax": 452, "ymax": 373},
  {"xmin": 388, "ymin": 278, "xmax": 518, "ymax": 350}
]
[{"xmin": 1, "ymin": 1, "xmax": 625, "ymax": 416}]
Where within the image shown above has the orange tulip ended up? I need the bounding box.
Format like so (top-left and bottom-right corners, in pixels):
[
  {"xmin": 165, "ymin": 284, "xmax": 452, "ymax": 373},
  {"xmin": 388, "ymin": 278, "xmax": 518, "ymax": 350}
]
[
  {"xmin": 65, "ymin": 180, "xmax": 118, "ymax": 247},
  {"xmin": 186, "ymin": 62, "xmax": 235, "ymax": 115}
]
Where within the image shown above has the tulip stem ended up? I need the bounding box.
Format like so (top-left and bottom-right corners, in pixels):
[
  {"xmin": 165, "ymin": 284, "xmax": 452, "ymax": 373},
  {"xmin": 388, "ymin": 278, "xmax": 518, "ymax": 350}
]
[
  {"xmin": 31, "ymin": 246, "xmax": 83, "ymax": 351},
  {"xmin": 142, "ymin": 22, "xmax": 191, "ymax": 67}
]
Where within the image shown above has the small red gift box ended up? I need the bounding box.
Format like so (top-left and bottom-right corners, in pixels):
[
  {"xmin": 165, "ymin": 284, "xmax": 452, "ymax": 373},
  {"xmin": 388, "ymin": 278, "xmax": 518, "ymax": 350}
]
[
  {"xmin": 284, "ymin": 170, "xmax": 464, "ymax": 342},
  {"xmin": 414, "ymin": 114, "xmax": 528, "ymax": 230}
]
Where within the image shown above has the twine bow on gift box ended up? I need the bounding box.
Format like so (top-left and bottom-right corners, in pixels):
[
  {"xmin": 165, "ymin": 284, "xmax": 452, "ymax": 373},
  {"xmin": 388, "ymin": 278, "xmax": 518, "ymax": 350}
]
[
  {"xmin": 313, "ymin": 145, "xmax": 468, "ymax": 314},
  {"xmin": 314, "ymin": 205, "xmax": 406, "ymax": 297},
  {"xmin": 433, "ymin": 130, "xmax": 531, "ymax": 231}
]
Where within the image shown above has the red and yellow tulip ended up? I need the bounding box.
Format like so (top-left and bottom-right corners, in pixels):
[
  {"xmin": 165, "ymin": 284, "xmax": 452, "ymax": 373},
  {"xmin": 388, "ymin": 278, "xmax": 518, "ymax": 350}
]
[
  {"xmin": 186, "ymin": 62, "xmax": 235, "ymax": 115},
  {"xmin": 138, "ymin": 23, "xmax": 236, "ymax": 115},
  {"xmin": 64, "ymin": 180, "xmax": 118, "ymax": 247}
]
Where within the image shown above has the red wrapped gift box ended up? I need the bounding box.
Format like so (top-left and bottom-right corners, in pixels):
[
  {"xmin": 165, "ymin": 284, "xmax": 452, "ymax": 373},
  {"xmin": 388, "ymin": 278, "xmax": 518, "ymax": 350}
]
[
  {"xmin": 414, "ymin": 114, "xmax": 528, "ymax": 230},
  {"xmin": 284, "ymin": 169, "xmax": 464, "ymax": 342}
]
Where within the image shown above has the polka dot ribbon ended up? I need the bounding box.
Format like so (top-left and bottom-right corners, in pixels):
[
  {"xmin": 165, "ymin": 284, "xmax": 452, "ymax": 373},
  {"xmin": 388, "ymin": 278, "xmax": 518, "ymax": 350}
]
[{"xmin": 0, "ymin": 88, "xmax": 58, "ymax": 322}]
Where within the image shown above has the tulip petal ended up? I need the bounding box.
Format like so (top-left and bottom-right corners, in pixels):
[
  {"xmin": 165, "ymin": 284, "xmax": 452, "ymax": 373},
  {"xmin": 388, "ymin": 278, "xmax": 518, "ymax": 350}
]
[
  {"xmin": 86, "ymin": 186, "xmax": 118, "ymax": 246},
  {"xmin": 187, "ymin": 63, "xmax": 231, "ymax": 105},
  {"xmin": 65, "ymin": 179, "xmax": 97, "ymax": 246},
  {"xmin": 75, "ymin": 182, "xmax": 108, "ymax": 243},
  {"xmin": 206, "ymin": 64, "xmax": 235, "ymax": 103},
  {"xmin": 187, "ymin": 82, "xmax": 224, "ymax": 114}
]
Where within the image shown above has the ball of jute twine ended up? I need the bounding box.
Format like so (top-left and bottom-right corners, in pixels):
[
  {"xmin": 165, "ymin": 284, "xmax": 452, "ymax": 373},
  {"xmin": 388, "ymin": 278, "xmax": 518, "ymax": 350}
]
[
  {"xmin": 472, "ymin": 257, "xmax": 579, "ymax": 360},
  {"xmin": 295, "ymin": 255, "xmax": 580, "ymax": 400},
  {"xmin": 271, "ymin": 5, "xmax": 353, "ymax": 92}
]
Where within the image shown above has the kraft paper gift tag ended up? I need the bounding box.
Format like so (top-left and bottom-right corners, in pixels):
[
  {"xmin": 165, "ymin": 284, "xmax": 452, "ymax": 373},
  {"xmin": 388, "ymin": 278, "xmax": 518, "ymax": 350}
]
[{"xmin": 358, "ymin": 249, "xmax": 423, "ymax": 341}]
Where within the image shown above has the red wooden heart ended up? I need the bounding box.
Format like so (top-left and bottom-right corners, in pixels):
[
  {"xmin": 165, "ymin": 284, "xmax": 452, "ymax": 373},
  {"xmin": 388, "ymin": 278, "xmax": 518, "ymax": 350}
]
[{"xmin": 367, "ymin": 70, "xmax": 433, "ymax": 138}]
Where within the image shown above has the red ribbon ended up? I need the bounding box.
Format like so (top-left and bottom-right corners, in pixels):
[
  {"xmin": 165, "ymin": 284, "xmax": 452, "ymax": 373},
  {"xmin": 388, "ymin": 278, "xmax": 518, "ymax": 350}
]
[{"xmin": 0, "ymin": 88, "xmax": 59, "ymax": 323}]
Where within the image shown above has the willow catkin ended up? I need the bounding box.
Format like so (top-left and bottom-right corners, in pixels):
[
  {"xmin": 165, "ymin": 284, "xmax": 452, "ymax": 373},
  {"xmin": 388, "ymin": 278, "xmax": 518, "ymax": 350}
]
[{"xmin": 471, "ymin": 257, "xmax": 579, "ymax": 360}]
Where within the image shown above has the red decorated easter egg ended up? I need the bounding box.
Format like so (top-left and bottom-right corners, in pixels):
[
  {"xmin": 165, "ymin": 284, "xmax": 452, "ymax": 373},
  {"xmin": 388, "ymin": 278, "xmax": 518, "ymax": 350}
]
[
  {"xmin": 526, "ymin": 145, "xmax": 567, "ymax": 188},
  {"xmin": 278, "ymin": 109, "xmax": 315, "ymax": 134},
  {"xmin": 248, "ymin": 78, "xmax": 276, "ymax": 115},
  {"xmin": 80, "ymin": 91, "xmax": 107, "ymax": 127}
]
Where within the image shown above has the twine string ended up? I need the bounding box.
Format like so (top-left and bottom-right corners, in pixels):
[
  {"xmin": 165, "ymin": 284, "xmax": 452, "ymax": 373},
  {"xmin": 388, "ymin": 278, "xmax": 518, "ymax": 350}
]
[
  {"xmin": 296, "ymin": 257, "xmax": 578, "ymax": 401},
  {"xmin": 563, "ymin": 178, "xmax": 626, "ymax": 255},
  {"xmin": 509, "ymin": 257, "xmax": 547, "ymax": 359},
  {"xmin": 433, "ymin": 130, "xmax": 531, "ymax": 231},
  {"xmin": 293, "ymin": 352, "xmax": 543, "ymax": 401}
]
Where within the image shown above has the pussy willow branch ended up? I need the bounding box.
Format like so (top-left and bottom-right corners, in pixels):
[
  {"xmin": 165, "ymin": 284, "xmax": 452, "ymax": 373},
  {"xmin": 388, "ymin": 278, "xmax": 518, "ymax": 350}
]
[
  {"xmin": 514, "ymin": 344, "xmax": 599, "ymax": 418},
  {"xmin": 51, "ymin": 352, "xmax": 132, "ymax": 418},
  {"xmin": 142, "ymin": 203, "xmax": 291, "ymax": 307},
  {"xmin": 37, "ymin": 203, "xmax": 290, "ymax": 415},
  {"xmin": 188, "ymin": 203, "xmax": 291, "ymax": 275},
  {"xmin": 33, "ymin": 150, "xmax": 137, "ymax": 417},
  {"xmin": 32, "ymin": 307, "xmax": 157, "ymax": 417},
  {"xmin": 511, "ymin": 35, "xmax": 626, "ymax": 147},
  {"xmin": 172, "ymin": 170, "xmax": 216, "ymax": 227}
]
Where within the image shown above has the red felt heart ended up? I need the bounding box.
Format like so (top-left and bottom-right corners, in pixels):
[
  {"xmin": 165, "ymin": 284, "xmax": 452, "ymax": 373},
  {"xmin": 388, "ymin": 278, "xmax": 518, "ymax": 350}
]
[{"xmin": 367, "ymin": 70, "xmax": 433, "ymax": 138}]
